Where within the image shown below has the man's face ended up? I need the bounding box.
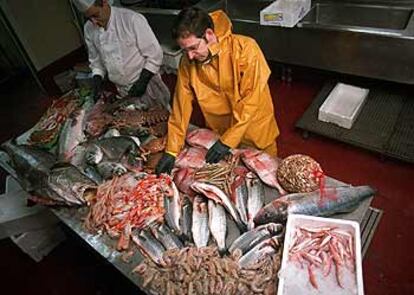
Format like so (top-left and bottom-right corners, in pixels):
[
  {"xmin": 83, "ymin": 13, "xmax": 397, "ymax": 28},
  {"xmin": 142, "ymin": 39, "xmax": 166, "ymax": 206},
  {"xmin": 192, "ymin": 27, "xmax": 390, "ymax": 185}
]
[
  {"xmin": 177, "ymin": 33, "xmax": 210, "ymax": 62},
  {"xmin": 85, "ymin": 2, "xmax": 110, "ymax": 28}
]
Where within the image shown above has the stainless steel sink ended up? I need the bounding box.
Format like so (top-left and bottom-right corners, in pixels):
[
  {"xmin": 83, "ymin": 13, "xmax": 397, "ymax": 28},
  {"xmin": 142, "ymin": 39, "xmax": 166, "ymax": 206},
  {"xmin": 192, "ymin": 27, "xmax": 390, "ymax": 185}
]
[{"xmin": 299, "ymin": 3, "xmax": 413, "ymax": 35}]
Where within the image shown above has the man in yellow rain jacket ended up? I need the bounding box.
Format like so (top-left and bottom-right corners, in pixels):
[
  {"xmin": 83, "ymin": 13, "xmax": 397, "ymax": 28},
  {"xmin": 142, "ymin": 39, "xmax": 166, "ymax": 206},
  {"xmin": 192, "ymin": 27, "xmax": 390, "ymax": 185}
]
[{"xmin": 156, "ymin": 7, "xmax": 279, "ymax": 175}]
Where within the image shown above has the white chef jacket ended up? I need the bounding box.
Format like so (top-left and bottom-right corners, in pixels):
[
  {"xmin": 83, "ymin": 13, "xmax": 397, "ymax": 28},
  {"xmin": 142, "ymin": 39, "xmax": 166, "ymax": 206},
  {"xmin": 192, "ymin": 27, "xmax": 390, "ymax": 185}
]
[{"xmin": 84, "ymin": 7, "xmax": 163, "ymax": 96}]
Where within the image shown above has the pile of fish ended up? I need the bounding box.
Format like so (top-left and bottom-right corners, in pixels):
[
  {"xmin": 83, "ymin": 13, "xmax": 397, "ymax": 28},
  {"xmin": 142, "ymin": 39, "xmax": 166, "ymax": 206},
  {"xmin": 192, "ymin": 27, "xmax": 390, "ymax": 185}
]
[
  {"xmin": 288, "ymin": 226, "xmax": 356, "ymax": 290},
  {"xmin": 84, "ymin": 173, "xmax": 176, "ymax": 251},
  {"xmin": 133, "ymin": 245, "xmax": 281, "ymax": 295}
]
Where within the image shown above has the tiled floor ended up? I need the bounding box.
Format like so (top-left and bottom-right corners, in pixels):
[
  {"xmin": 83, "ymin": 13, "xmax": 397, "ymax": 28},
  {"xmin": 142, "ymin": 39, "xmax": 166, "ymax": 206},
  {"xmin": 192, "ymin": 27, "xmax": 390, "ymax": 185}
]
[{"xmin": 0, "ymin": 66, "xmax": 413, "ymax": 294}]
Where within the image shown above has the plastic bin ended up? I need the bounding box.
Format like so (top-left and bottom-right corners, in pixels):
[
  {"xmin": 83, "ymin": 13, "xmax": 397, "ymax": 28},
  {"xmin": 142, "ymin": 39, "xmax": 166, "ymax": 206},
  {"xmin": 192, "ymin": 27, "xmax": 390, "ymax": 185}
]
[
  {"xmin": 318, "ymin": 83, "xmax": 369, "ymax": 129},
  {"xmin": 260, "ymin": 0, "xmax": 311, "ymax": 27},
  {"xmin": 278, "ymin": 214, "xmax": 364, "ymax": 295}
]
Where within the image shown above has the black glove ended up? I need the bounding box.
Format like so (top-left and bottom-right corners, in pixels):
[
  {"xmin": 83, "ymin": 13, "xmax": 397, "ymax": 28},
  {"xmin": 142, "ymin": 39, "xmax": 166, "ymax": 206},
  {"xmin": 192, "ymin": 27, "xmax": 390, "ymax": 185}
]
[
  {"xmin": 155, "ymin": 152, "xmax": 176, "ymax": 175},
  {"xmin": 129, "ymin": 68, "xmax": 154, "ymax": 97},
  {"xmin": 92, "ymin": 75, "xmax": 103, "ymax": 100},
  {"xmin": 205, "ymin": 140, "xmax": 230, "ymax": 164}
]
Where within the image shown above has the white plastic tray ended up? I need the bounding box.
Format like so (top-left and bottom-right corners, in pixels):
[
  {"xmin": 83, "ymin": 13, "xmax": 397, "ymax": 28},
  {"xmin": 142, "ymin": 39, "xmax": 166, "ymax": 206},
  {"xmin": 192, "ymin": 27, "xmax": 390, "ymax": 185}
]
[
  {"xmin": 278, "ymin": 214, "xmax": 364, "ymax": 295},
  {"xmin": 318, "ymin": 83, "xmax": 369, "ymax": 129}
]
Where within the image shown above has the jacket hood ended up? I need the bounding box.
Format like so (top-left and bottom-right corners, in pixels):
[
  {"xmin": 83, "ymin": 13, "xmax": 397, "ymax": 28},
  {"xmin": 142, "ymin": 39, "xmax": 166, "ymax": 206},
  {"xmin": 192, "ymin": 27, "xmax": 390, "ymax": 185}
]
[{"xmin": 209, "ymin": 10, "xmax": 232, "ymax": 41}]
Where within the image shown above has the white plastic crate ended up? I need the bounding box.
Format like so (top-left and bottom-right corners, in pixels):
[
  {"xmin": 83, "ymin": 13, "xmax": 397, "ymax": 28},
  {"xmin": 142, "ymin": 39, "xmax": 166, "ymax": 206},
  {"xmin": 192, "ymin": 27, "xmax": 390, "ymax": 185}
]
[
  {"xmin": 260, "ymin": 0, "xmax": 311, "ymax": 27},
  {"xmin": 318, "ymin": 83, "xmax": 369, "ymax": 129},
  {"xmin": 278, "ymin": 214, "xmax": 364, "ymax": 295}
]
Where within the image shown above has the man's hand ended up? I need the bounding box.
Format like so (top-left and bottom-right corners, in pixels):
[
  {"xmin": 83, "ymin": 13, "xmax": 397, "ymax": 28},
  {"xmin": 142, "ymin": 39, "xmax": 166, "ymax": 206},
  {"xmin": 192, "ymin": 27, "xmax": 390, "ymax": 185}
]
[
  {"xmin": 205, "ymin": 140, "xmax": 230, "ymax": 163},
  {"xmin": 129, "ymin": 69, "xmax": 154, "ymax": 97},
  {"xmin": 155, "ymin": 152, "xmax": 176, "ymax": 175},
  {"xmin": 92, "ymin": 75, "xmax": 103, "ymax": 101}
]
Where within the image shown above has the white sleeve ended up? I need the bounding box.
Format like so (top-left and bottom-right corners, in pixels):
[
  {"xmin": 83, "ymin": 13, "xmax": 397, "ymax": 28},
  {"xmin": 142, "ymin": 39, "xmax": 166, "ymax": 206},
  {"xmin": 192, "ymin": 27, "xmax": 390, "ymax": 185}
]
[
  {"xmin": 132, "ymin": 14, "xmax": 163, "ymax": 74},
  {"xmin": 84, "ymin": 24, "xmax": 106, "ymax": 78}
]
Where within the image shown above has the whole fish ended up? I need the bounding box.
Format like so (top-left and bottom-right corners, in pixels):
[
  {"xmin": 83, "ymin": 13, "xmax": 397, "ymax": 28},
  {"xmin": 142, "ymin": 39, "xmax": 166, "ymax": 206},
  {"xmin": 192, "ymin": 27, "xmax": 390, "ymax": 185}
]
[
  {"xmin": 150, "ymin": 224, "xmax": 183, "ymax": 250},
  {"xmin": 192, "ymin": 196, "xmax": 210, "ymax": 248},
  {"xmin": 241, "ymin": 149, "xmax": 286, "ymax": 195},
  {"xmin": 132, "ymin": 230, "xmax": 166, "ymax": 266},
  {"xmin": 1, "ymin": 140, "xmax": 55, "ymax": 192},
  {"xmin": 186, "ymin": 128, "xmax": 219, "ymax": 149},
  {"xmin": 164, "ymin": 181, "xmax": 182, "ymax": 235},
  {"xmin": 191, "ymin": 181, "xmax": 246, "ymax": 232},
  {"xmin": 58, "ymin": 99, "xmax": 93, "ymax": 161},
  {"xmin": 208, "ymin": 200, "xmax": 227, "ymax": 255},
  {"xmin": 229, "ymin": 223, "xmax": 283, "ymax": 255},
  {"xmin": 173, "ymin": 167, "xmax": 196, "ymax": 198},
  {"xmin": 41, "ymin": 164, "xmax": 97, "ymax": 206},
  {"xmin": 254, "ymin": 185, "xmax": 376, "ymax": 225},
  {"xmin": 238, "ymin": 236, "xmax": 280, "ymax": 269},
  {"xmin": 246, "ymin": 176, "xmax": 265, "ymax": 230},
  {"xmin": 231, "ymin": 175, "xmax": 249, "ymax": 226},
  {"xmin": 180, "ymin": 195, "xmax": 193, "ymax": 242}
]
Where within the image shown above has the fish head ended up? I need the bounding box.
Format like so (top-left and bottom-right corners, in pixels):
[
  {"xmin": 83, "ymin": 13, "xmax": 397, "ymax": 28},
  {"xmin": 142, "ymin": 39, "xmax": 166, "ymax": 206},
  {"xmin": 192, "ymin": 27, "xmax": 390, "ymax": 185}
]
[{"xmin": 253, "ymin": 200, "xmax": 288, "ymax": 226}]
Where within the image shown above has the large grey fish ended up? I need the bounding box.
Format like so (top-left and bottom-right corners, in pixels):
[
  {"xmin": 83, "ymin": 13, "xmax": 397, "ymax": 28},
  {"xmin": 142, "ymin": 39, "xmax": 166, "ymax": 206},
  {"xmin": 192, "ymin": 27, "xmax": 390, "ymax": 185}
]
[
  {"xmin": 232, "ymin": 176, "xmax": 249, "ymax": 226},
  {"xmin": 40, "ymin": 164, "xmax": 97, "ymax": 206},
  {"xmin": 229, "ymin": 223, "xmax": 283, "ymax": 255},
  {"xmin": 180, "ymin": 195, "xmax": 193, "ymax": 242},
  {"xmin": 132, "ymin": 230, "xmax": 166, "ymax": 266},
  {"xmin": 208, "ymin": 199, "xmax": 227, "ymax": 255},
  {"xmin": 238, "ymin": 236, "xmax": 280, "ymax": 269},
  {"xmin": 192, "ymin": 196, "xmax": 210, "ymax": 248},
  {"xmin": 246, "ymin": 176, "xmax": 265, "ymax": 230},
  {"xmin": 58, "ymin": 99, "xmax": 93, "ymax": 162},
  {"xmin": 192, "ymin": 181, "xmax": 246, "ymax": 232},
  {"xmin": 1, "ymin": 140, "xmax": 55, "ymax": 192},
  {"xmin": 164, "ymin": 181, "xmax": 182, "ymax": 235},
  {"xmin": 150, "ymin": 224, "xmax": 183, "ymax": 250},
  {"xmin": 254, "ymin": 185, "xmax": 376, "ymax": 225}
]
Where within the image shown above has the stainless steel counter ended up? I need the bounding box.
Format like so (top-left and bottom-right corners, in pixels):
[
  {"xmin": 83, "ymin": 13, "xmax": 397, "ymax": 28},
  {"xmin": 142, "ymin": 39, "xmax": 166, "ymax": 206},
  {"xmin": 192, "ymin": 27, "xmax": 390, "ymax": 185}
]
[{"xmin": 226, "ymin": 0, "xmax": 414, "ymax": 84}]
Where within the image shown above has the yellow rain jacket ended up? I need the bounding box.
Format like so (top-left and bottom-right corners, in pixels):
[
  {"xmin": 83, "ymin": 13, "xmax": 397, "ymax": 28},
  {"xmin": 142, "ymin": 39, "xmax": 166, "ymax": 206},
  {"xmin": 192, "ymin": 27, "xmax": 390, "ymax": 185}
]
[{"xmin": 166, "ymin": 10, "xmax": 279, "ymax": 156}]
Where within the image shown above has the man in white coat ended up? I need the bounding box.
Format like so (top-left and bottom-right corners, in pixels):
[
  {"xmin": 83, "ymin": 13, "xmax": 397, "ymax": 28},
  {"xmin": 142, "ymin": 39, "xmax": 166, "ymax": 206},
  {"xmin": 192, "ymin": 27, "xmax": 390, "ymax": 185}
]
[{"xmin": 72, "ymin": 0, "xmax": 170, "ymax": 110}]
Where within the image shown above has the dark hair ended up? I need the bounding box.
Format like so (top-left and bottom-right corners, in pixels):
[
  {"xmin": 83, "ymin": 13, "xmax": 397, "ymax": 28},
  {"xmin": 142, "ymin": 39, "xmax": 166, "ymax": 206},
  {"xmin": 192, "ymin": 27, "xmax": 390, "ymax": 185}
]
[
  {"xmin": 172, "ymin": 7, "xmax": 214, "ymax": 40},
  {"xmin": 94, "ymin": 0, "xmax": 103, "ymax": 6}
]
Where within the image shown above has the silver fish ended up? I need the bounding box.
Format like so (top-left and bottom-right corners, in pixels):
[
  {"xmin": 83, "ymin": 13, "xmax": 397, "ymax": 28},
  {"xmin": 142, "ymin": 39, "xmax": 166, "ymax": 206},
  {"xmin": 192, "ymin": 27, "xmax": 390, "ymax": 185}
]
[
  {"xmin": 208, "ymin": 199, "xmax": 227, "ymax": 255},
  {"xmin": 254, "ymin": 185, "xmax": 376, "ymax": 225},
  {"xmin": 238, "ymin": 236, "xmax": 280, "ymax": 268},
  {"xmin": 132, "ymin": 230, "xmax": 166, "ymax": 266},
  {"xmin": 229, "ymin": 223, "xmax": 283, "ymax": 255},
  {"xmin": 180, "ymin": 195, "xmax": 193, "ymax": 242},
  {"xmin": 150, "ymin": 224, "xmax": 183, "ymax": 250},
  {"xmin": 191, "ymin": 181, "xmax": 246, "ymax": 232},
  {"xmin": 192, "ymin": 196, "xmax": 210, "ymax": 248},
  {"xmin": 164, "ymin": 181, "xmax": 182, "ymax": 235},
  {"xmin": 232, "ymin": 177, "xmax": 249, "ymax": 226},
  {"xmin": 1, "ymin": 140, "xmax": 55, "ymax": 192},
  {"xmin": 247, "ymin": 177, "xmax": 265, "ymax": 230},
  {"xmin": 58, "ymin": 99, "xmax": 93, "ymax": 161}
]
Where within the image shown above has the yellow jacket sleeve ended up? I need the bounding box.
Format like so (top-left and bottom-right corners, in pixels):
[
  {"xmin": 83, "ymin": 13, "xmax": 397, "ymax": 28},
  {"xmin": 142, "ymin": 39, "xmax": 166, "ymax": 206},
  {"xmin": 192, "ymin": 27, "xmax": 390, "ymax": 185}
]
[
  {"xmin": 220, "ymin": 41, "xmax": 271, "ymax": 148},
  {"xmin": 166, "ymin": 59, "xmax": 194, "ymax": 155}
]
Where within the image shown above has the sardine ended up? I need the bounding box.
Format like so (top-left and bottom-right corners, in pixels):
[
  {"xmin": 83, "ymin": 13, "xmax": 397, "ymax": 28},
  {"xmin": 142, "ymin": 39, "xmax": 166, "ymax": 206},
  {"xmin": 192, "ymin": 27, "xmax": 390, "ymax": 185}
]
[
  {"xmin": 229, "ymin": 223, "xmax": 283, "ymax": 255},
  {"xmin": 150, "ymin": 224, "xmax": 183, "ymax": 250},
  {"xmin": 246, "ymin": 177, "xmax": 265, "ymax": 230},
  {"xmin": 132, "ymin": 230, "xmax": 166, "ymax": 266},
  {"xmin": 208, "ymin": 200, "xmax": 227, "ymax": 255},
  {"xmin": 1, "ymin": 140, "xmax": 55, "ymax": 191},
  {"xmin": 58, "ymin": 99, "xmax": 93, "ymax": 161},
  {"xmin": 254, "ymin": 185, "xmax": 376, "ymax": 225},
  {"xmin": 164, "ymin": 181, "xmax": 182, "ymax": 235},
  {"xmin": 181, "ymin": 195, "xmax": 193, "ymax": 242},
  {"xmin": 192, "ymin": 181, "xmax": 246, "ymax": 232},
  {"xmin": 192, "ymin": 196, "xmax": 210, "ymax": 248}
]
